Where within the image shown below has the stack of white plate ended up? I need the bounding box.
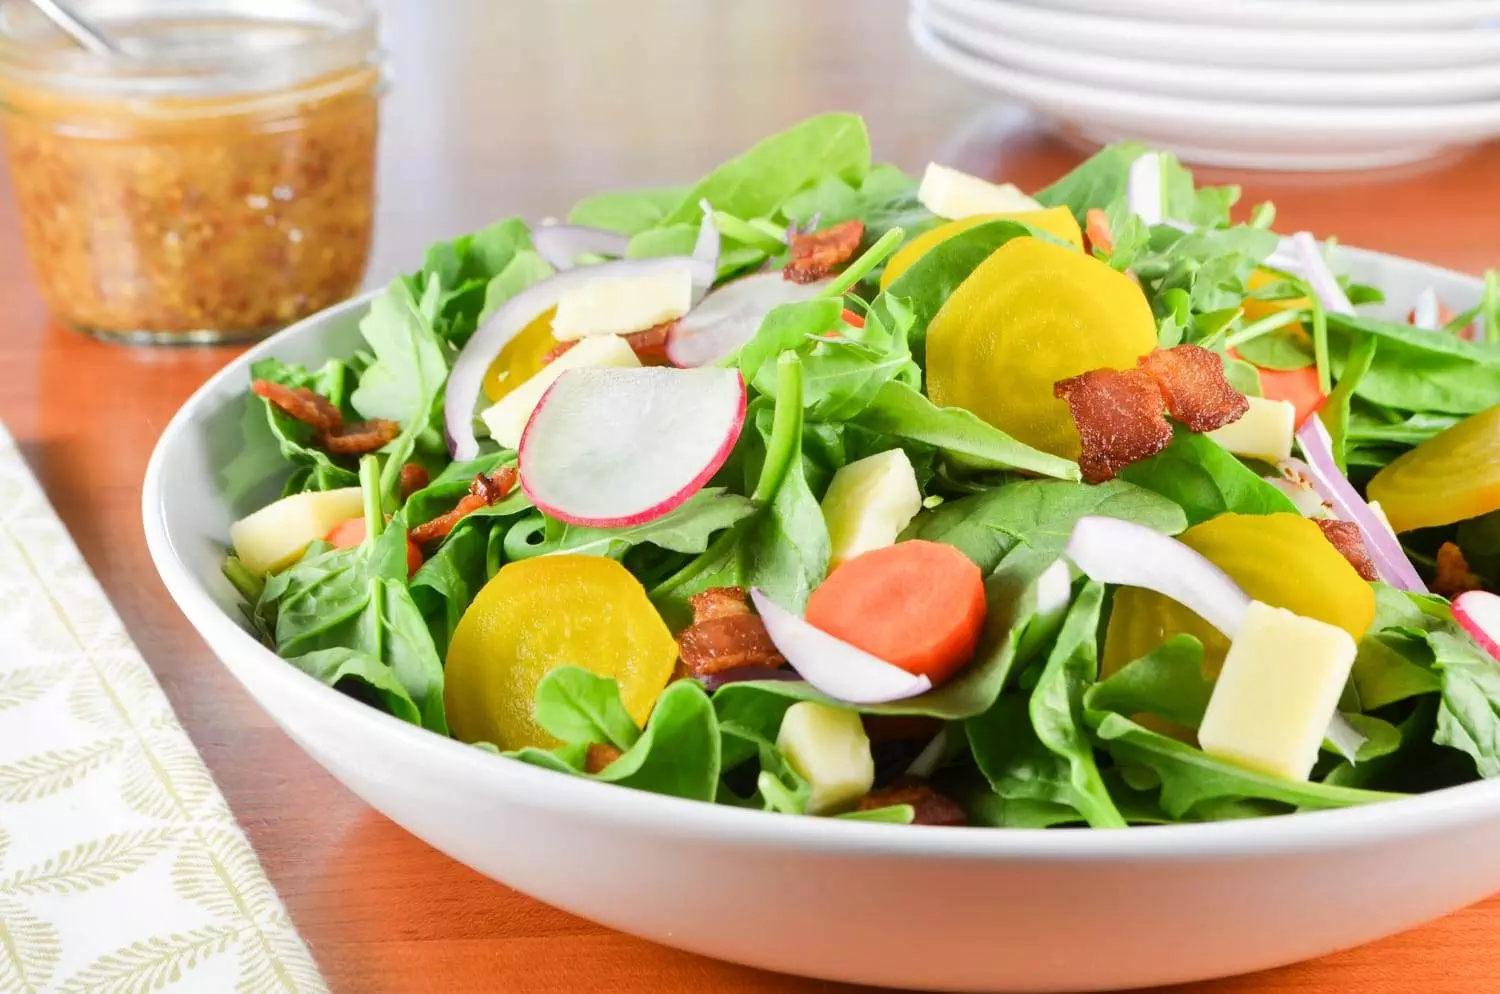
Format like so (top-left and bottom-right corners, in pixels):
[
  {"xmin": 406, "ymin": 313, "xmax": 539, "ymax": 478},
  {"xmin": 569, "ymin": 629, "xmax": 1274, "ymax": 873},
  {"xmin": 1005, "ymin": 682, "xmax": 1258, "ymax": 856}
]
[{"xmin": 909, "ymin": 0, "xmax": 1500, "ymax": 170}]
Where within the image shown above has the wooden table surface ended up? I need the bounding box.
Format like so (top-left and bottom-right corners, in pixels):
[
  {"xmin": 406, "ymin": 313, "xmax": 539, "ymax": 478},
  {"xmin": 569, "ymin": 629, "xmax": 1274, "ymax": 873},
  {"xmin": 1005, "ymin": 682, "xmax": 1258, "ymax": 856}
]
[{"xmin": 1, "ymin": 2, "xmax": 1497, "ymax": 991}]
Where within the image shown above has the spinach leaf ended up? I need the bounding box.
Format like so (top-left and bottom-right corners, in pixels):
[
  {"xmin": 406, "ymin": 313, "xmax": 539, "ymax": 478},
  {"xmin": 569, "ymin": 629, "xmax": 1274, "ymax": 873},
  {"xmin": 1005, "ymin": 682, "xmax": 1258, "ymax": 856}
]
[
  {"xmin": 1327, "ymin": 312, "xmax": 1500, "ymax": 414},
  {"xmin": 964, "ymin": 789, "xmax": 1082, "ymax": 829},
  {"xmin": 855, "ymin": 381, "xmax": 1080, "ymax": 481},
  {"xmin": 1431, "ymin": 630, "xmax": 1500, "ymax": 777},
  {"xmin": 510, "ymin": 489, "xmax": 757, "ymax": 561},
  {"xmin": 590, "ymin": 680, "xmax": 721, "ymax": 801},
  {"xmin": 1084, "ymin": 634, "xmax": 1212, "ymax": 728},
  {"xmin": 567, "ymin": 186, "xmax": 688, "ymax": 235},
  {"xmin": 1349, "ymin": 585, "xmax": 1445, "ymax": 711},
  {"xmin": 1090, "ymin": 713, "xmax": 1403, "ymax": 817},
  {"xmin": 1034, "ymin": 142, "xmax": 1145, "ymax": 224},
  {"xmin": 1329, "ymin": 713, "xmax": 1402, "ymax": 765},
  {"xmin": 1322, "ymin": 335, "xmax": 1378, "ymax": 472},
  {"xmin": 1028, "ymin": 582, "xmax": 1126, "ymax": 828},
  {"xmin": 902, "ymin": 477, "xmax": 1187, "ymax": 575},
  {"xmin": 658, "ymin": 112, "xmax": 871, "ymax": 226},
  {"xmin": 532, "ymin": 667, "xmax": 642, "ymax": 751},
  {"xmin": 1119, "ymin": 428, "xmax": 1296, "ymax": 525},
  {"xmin": 282, "ymin": 647, "xmax": 422, "ymax": 727},
  {"xmin": 966, "ymin": 692, "xmax": 1084, "ymax": 822},
  {"xmin": 1234, "ymin": 329, "xmax": 1314, "ymax": 371},
  {"xmin": 230, "ymin": 357, "xmax": 359, "ymax": 497}
]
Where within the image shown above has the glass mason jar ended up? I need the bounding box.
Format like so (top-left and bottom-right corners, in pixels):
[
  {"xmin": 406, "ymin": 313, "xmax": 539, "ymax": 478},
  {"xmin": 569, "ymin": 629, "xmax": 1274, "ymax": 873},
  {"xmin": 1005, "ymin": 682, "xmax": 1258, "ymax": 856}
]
[{"xmin": 0, "ymin": 0, "xmax": 386, "ymax": 344}]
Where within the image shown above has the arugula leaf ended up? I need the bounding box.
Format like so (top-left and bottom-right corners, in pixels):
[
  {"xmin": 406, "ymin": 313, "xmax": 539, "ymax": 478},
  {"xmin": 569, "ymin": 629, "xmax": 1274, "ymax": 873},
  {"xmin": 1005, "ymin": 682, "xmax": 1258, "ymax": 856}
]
[
  {"xmin": 1327, "ymin": 312, "xmax": 1500, "ymax": 414},
  {"xmin": 855, "ymin": 381, "xmax": 1080, "ymax": 481},
  {"xmin": 658, "ymin": 112, "xmax": 871, "ymax": 226},
  {"xmin": 351, "ymin": 281, "xmax": 449, "ymax": 427},
  {"xmin": 1084, "ymin": 635, "xmax": 1212, "ymax": 728},
  {"xmin": 1091, "ymin": 713, "xmax": 1403, "ymax": 817},
  {"xmin": 717, "ymin": 720, "xmax": 811, "ymax": 815},
  {"xmin": 1028, "ymin": 582, "xmax": 1126, "ymax": 828},
  {"xmin": 1322, "ymin": 335, "xmax": 1378, "ymax": 472},
  {"xmin": 837, "ymin": 806, "xmax": 916, "ymax": 824},
  {"xmin": 902, "ymin": 477, "xmax": 1187, "ymax": 575},
  {"xmin": 407, "ymin": 218, "xmax": 552, "ymax": 347},
  {"xmin": 1119, "ymin": 428, "xmax": 1296, "ymax": 525},
  {"xmin": 567, "ymin": 186, "xmax": 688, "ymax": 235},
  {"xmin": 532, "ymin": 667, "xmax": 642, "ymax": 751}
]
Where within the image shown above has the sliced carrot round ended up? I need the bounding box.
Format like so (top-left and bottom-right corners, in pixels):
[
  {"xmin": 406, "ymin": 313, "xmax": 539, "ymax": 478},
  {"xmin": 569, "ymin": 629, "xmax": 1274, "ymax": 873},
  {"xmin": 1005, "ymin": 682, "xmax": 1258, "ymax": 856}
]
[
  {"xmin": 804, "ymin": 539, "xmax": 986, "ymax": 688},
  {"xmin": 1227, "ymin": 347, "xmax": 1324, "ymax": 429}
]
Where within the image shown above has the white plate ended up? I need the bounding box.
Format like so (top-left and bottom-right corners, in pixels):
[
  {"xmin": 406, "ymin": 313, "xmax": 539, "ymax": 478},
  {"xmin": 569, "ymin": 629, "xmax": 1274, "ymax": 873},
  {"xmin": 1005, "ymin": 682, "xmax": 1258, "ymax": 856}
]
[
  {"xmin": 929, "ymin": 0, "xmax": 1500, "ymax": 69},
  {"xmin": 1005, "ymin": 0, "xmax": 1500, "ymax": 29},
  {"xmin": 921, "ymin": 1, "xmax": 1500, "ymax": 106},
  {"xmin": 144, "ymin": 246, "xmax": 1500, "ymax": 994},
  {"xmin": 910, "ymin": 9, "xmax": 1500, "ymax": 170}
]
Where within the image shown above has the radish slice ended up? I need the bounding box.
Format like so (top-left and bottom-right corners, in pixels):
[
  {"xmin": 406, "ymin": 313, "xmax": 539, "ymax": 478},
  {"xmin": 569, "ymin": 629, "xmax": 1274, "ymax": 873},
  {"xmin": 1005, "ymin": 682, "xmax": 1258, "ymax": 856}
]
[
  {"xmin": 666, "ymin": 272, "xmax": 830, "ymax": 367},
  {"xmin": 749, "ymin": 589, "xmax": 933, "ymax": 705},
  {"xmin": 1411, "ymin": 287, "xmax": 1442, "ymax": 330},
  {"xmin": 1127, "ymin": 153, "xmax": 1163, "ymax": 226},
  {"xmin": 532, "ymin": 224, "xmax": 629, "ymax": 271},
  {"xmin": 444, "ymin": 212, "xmax": 720, "ymax": 461},
  {"xmin": 1064, "ymin": 516, "xmax": 1250, "ymax": 638},
  {"xmin": 1455, "ymin": 590, "xmax": 1500, "ymax": 661},
  {"xmin": 519, "ymin": 366, "xmax": 746, "ymax": 527}
]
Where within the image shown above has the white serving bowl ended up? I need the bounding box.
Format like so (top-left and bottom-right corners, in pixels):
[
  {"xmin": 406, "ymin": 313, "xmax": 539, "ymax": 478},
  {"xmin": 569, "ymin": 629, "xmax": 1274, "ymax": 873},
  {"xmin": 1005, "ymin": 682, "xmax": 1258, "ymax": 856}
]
[{"xmin": 144, "ymin": 246, "xmax": 1500, "ymax": 993}]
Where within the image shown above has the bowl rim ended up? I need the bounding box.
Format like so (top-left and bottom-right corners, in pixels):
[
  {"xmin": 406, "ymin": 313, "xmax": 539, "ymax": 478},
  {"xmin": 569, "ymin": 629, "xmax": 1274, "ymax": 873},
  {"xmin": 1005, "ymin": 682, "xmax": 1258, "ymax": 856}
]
[{"xmin": 143, "ymin": 247, "xmax": 1500, "ymax": 863}]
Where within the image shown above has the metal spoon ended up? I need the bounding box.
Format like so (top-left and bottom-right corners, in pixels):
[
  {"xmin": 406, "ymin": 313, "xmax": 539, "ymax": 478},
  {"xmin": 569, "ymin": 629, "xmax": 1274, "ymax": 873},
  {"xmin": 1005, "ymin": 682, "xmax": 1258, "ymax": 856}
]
[{"xmin": 28, "ymin": 0, "xmax": 119, "ymax": 55}]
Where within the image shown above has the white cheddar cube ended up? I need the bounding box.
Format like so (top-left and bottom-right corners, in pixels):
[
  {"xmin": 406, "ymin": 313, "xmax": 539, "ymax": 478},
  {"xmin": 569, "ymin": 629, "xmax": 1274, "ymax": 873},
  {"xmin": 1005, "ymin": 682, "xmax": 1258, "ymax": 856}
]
[
  {"xmin": 821, "ymin": 449, "xmax": 923, "ymax": 570},
  {"xmin": 230, "ymin": 487, "xmax": 365, "ymax": 575},
  {"xmin": 479, "ymin": 334, "xmax": 640, "ymax": 449},
  {"xmin": 551, "ymin": 265, "xmax": 693, "ymax": 340},
  {"xmin": 1207, "ymin": 396, "xmax": 1296, "ymax": 463},
  {"xmin": 1198, "ymin": 601, "xmax": 1357, "ymax": 782},
  {"xmin": 917, "ymin": 163, "xmax": 1042, "ymax": 220},
  {"xmin": 776, "ymin": 701, "xmax": 874, "ymax": 815}
]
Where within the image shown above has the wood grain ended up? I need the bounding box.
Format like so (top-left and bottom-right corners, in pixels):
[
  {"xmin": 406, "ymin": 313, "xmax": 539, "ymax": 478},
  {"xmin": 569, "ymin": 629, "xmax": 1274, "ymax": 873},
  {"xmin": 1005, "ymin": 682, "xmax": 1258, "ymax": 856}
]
[{"xmin": 0, "ymin": 1, "xmax": 1496, "ymax": 990}]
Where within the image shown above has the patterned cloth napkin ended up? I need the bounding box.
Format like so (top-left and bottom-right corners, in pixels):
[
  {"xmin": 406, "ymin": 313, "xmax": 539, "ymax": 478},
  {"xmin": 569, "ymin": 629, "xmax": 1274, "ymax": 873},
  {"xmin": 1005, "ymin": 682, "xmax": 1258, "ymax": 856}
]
[{"xmin": 0, "ymin": 424, "xmax": 326, "ymax": 994}]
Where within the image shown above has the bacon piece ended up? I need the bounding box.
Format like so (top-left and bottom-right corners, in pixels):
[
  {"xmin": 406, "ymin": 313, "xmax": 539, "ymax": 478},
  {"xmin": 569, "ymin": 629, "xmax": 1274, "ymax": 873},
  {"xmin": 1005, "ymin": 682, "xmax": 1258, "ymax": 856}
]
[
  {"xmin": 321, "ymin": 418, "xmax": 401, "ymax": 455},
  {"xmin": 623, "ymin": 321, "xmax": 674, "ymax": 365},
  {"xmin": 252, "ymin": 379, "xmax": 342, "ymax": 433},
  {"xmin": 409, "ymin": 466, "xmax": 518, "ymax": 546},
  {"xmin": 784, "ymin": 219, "xmax": 864, "ymax": 284},
  {"xmin": 585, "ymin": 743, "xmax": 623, "ymax": 775},
  {"xmin": 542, "ymin": 338, "xmax": 578, "ymax": 364},
  {"xmin": 399, "ymin": 463, "xmax": 430, "ymax": 501},
  {"xmin": 1085, "ymin": 208, "xmax": 1114, "ymax": 256},
  {"xmin": 1139, "ymin": 344, "xmax": 1249, "ymax": 433},
  {"xmin": 1434, "ymin": 542, "xmax": 1485, "ymax": 599},
  {"xmin": 1054, "ymin": 366, "xmax": 1174, "ymax": 484},
  {"xmin": 1315, "ymin": 519, "xmax": 1379, "ymax": 582},
  {"xmin": 677, "ymin": 586, "xmax": 786, "ymax": 677},
  {"xmin": 857, "ymin": 778, "xmax": 966, "ymax": 827}
]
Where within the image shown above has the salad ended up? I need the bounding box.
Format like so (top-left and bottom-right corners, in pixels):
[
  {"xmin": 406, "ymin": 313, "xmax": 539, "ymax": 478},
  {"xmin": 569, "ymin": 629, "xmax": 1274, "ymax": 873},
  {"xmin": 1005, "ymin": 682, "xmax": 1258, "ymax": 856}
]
[{"xmin": 222, "ymin": 113, "xmax": 1500, "ymax": 829}]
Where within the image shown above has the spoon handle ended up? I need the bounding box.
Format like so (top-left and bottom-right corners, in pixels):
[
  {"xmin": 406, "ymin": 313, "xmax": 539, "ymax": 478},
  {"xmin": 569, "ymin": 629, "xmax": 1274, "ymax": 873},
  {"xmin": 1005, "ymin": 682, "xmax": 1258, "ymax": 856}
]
[{"xmin": 29, "ymin": 0, "xmax": 119, "ymax": 55}]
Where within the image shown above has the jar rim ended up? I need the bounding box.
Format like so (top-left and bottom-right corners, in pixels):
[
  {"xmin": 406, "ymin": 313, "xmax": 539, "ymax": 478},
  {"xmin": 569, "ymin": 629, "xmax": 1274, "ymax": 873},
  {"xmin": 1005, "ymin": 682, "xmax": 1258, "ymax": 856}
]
[{"xmin": 0, "ymin": 0, "xmax": 382, "ymax": 98}]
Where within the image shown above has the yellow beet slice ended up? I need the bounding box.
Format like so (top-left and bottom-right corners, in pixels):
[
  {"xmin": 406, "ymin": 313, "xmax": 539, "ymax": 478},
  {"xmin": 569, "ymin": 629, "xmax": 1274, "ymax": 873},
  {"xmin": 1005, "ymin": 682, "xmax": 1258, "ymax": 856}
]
[
  {"xmin": 1368, "ymin": 405, "xmax": 1500, "ymax": 533},
  {"xmin": 445, "ymin": 555, "xmax": 678, "ymax": 751},
  {"xmin": 925, "ymin": 237, "xmax": 1157, "ymax": 459},
  {"xmin": 1104, "ymin": 512, "xmax": 1376, "ymax": 681},
  {"xmin": 879, "ymin": 208, "xmax": 1083, "ymax": 290},
  {"xmin": 482, "ymin": 306, "xmax": 560, "ymax": 403},
  {"xmin": 1242, "ymin": 268, "xmax": 1311, "ymax": 323}
]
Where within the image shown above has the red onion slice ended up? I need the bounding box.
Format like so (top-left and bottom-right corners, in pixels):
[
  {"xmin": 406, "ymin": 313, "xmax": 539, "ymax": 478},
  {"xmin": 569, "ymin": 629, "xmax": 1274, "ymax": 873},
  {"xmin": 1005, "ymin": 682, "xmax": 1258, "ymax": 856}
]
[
  {"xmin": 749, "ymin": 589, "xmax": 933, "ymax": 705},
  {"xmin": 1064, "ymin": 516, "xmax": 1250, "ymax": 638},
  {"xmin": 532, "ymin": 224, "xmax": 629, "ymax": 271},
  {"xmin": 1290, "ymin": 231, "xmax": 1354, "ymax": 316},
  {"xmin": 444, "ymin": 212, "xmax": 720, "ymax": 461},
  {"xmin": 1454, "ymin": 591, "xmax": 1500, "ymax": 660},
  {"xmin": 1286, "ymin": 421, "xmax": 1428, "ymax": 593},
  {"xmin": 1127, "ymin": 153, "xmax": 1163, "ymax": 226}
]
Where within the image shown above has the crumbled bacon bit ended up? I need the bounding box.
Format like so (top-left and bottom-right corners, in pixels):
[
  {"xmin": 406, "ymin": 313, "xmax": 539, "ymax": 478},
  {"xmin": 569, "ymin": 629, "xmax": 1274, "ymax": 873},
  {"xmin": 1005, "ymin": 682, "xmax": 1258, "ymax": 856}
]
[
  {"xmin": 398, "ymin": 463, "xmax": 429, "ymax": 501},
  {"xmin": 409, "ymin": 466, "xmax": 518, "ymax": 546},
  {"xmin": 1138, "ymin": 344, "xmax": 1249, "ymax": 433},
  {"xmin": 1084, "ymin": 208, "xmax": 1114, "ymax": 256},
  {"xmin": 585, "ymin": 743, "xmax": 623, "ymax": 775},
  {"xmin": 623, "ymin": 321, "xmax": 675, "ymax": 365},
  {"xmin": 252, "ymin": 378, "xmax": 342, "ymax": 433},
  {"xmin": 1054, "ymin": 366, "xmax": 1174, "ymax": 484},
  {"xmin": 677, "ymin": 586, "xmax": 786, "ymax": 677},
  {"xmin": 857, "ymin": 778, "xmax": 966, "ymax": 827},
  {"xmin": 542, "ymin": 338, "xmax": 578, "ymax": 364},
  {"xmin": 1434, "ymin": 542, "xmax": 1485, "ymax": 599},
  {"xmin": 320, "ymin": 418, "xmax": 401, "ymax": 455},
  {"xmin": 1315, "ymin": 519, "xmax": 1379, "ymax": 582},
  {"xmin": 784, "ymin": 219, "xmax": 864, "ymax": 284}
]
